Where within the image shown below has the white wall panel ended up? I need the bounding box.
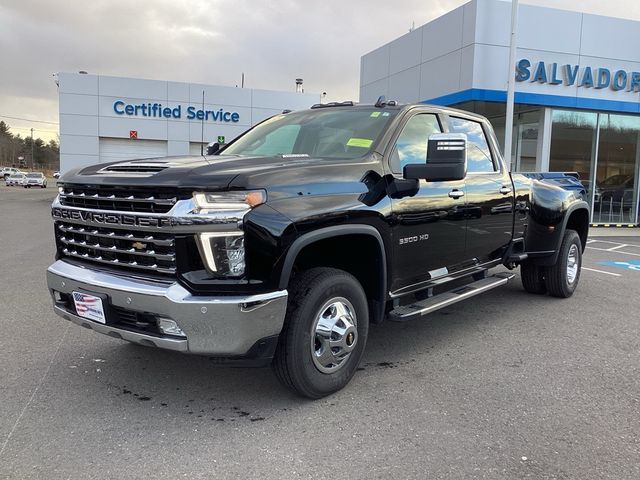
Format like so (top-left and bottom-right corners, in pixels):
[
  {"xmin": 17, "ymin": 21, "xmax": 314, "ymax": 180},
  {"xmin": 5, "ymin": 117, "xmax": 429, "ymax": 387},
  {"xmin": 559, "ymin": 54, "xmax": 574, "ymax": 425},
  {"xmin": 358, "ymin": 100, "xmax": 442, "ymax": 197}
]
[
  {"xmin": 421, "ymin": 6, "xmax": 464, "ymax": 63},
  {"xmin": 462, "ymin": 1, "xmax": 477, "ymax": 47},
  {"xmin": 167, "ymin": 82, "xmax": 190, "ymax": 102},
  {"xmin": 58, "ymin": 73, "xmax": 98, "ymax": 95},
  {"xmin": 459, "ymin": 45, "xmax": 475, "ymax": 91},
  {"xmin": 59, "ymin": 114, "xmax": 98, "ymax": 136},
  {"xmin": 580, "ymin": 13, "xmax": 640, "ymax": 61},
  {"xmin": 59, "ymin": 93, "xmax": 98, "ymax": 116},
  {"xmin": 419, "ymin": 50, "xmax": 462, "ymax": 101},
  {"xmin": 99, "ymin": 116, "xmax": 167, "ymax": 141},
  {"xmin": 388, "ymin": 66, "xmax": 421, "ymax": 103},
  {"xmin": 168, "ymin": 141, "xmax": 190, "ymax": 157},
  {"xmin": 389, "ymin": 28, "xmax": 422, "ymax": 75},
  {"xmin": 167, "ymin": 121, "xmax": 190, "ymax": 141},
  {"xmin": 468, "ymin": 44, "xmax": 509, "ymax": 91},
  {"xmin": 360, "ymin": 78, "xmax": 390, "ymax": 104},
  {"xmin": 99, "ymin": 76, "xmax": 167, "ymax": 99},
  {"xmin": 360, "ymin": 45, "xmax": 390, "ymax": 86},
  {"xmin": 473, "ymin": 0, "xmax": 510, "ymax": 47},
  {"xmin": 59, "ymin": 135, "xmax": 99, "ymax": 156},
  {"xmin": 61, "ymin": 154, "xmax": 99, "ymax": 171},
  {"xmin": 188, "ymin": 84, "xmax": 251, "ymax": 106},
  {"xmin": 518, "ymin": 5, "xmax": 581, "ymax": 54}
]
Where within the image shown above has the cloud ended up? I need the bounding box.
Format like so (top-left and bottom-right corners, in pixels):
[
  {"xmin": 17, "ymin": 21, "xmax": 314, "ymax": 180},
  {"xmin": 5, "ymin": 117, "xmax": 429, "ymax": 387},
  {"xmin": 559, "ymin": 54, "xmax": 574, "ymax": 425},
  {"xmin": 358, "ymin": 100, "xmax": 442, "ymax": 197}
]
[{"xmin": 1, "ymin": 0, "xmax": 639, "ymax": 142}]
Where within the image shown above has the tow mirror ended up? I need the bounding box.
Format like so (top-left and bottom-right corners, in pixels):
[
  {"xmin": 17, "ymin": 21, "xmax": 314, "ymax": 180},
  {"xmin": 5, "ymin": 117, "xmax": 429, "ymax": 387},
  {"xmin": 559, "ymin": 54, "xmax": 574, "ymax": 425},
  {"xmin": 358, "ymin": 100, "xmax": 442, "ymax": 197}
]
[{"xmin": 404, "ymin": 133, "xmax": 467, "ymax": 181}]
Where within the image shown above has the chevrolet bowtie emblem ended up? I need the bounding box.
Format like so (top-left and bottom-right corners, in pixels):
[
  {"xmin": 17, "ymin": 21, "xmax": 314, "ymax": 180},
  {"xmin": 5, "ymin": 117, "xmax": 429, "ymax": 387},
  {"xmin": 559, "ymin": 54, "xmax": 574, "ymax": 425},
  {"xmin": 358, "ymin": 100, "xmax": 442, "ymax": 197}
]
[{"xmin": 131, "ymin": 241, "xmax": 147, "ymax": 250}]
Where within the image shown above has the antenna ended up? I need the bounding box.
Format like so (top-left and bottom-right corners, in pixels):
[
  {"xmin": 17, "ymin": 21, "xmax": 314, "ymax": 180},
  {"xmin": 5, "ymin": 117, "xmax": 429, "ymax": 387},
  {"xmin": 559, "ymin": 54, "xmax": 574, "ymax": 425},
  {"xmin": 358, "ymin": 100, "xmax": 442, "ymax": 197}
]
[
  {"xmin": 241, "ymin": 72, "xmax": 245, "ymax": 88},
  {"xmin": 200, "ymin": 90, "xmax": 205, "ymax": 157}
]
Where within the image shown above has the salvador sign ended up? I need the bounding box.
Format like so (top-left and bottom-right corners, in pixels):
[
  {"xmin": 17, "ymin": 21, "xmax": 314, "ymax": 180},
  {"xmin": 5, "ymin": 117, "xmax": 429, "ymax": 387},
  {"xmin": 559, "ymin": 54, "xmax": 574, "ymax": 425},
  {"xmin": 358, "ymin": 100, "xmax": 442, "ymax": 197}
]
[{"xmin": 516, "ymin": 59, "xmax": 640, "ymax": 93}]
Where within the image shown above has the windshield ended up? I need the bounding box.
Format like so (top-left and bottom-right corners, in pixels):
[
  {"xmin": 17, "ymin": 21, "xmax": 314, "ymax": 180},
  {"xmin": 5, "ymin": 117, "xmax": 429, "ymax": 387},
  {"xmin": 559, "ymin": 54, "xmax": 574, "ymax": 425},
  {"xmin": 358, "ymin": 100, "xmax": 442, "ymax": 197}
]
[
  {"xmin": 222, "ymin": 108, "xmax": 397, "ymax": 159},
  {"xmin": 27, "ymin": 173, "xmax": 41, "ymax": 178},
  {"xmin": 10, "ymin": 174, "xmax": 23, "ymax": 178}
]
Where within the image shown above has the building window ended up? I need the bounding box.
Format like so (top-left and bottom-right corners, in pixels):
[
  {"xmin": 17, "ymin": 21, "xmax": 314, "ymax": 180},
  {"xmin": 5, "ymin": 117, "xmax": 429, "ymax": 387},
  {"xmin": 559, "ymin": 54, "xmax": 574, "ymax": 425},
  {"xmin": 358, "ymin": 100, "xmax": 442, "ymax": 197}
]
[
  {"xmin": 594, "ymin": 114, "xmax": 640, "ymax": 224},
  {"xmin": 549, "ymin": 110, "xmax": 598, "ymax": 214},
  {"xmin": 550, "ymin": 110, "xmax": 640, "ymax": 224}
]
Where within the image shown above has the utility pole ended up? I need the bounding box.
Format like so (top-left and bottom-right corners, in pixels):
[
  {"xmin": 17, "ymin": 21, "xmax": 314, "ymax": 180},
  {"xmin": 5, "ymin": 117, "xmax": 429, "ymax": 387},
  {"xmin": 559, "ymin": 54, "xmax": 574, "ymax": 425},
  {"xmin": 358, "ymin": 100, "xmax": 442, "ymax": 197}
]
[
  {"xmin": 504, "ymin": 0, "xmax": 519, "ymax": 172},
  {"xmin": 30, "ymin": 127, "xmax": 34, "ymax": 170}
]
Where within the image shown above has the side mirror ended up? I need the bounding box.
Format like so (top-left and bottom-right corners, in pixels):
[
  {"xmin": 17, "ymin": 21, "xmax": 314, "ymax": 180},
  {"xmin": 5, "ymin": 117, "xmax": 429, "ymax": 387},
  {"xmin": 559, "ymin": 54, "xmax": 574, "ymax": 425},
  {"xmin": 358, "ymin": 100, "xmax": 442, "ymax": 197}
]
[
  {"xmin": 206, "ymin": 142, "xmax": 220, "ymax": 155},
  {"xmin": 404, "ymin": 133, "xmax": 467, "ymax": 181}
]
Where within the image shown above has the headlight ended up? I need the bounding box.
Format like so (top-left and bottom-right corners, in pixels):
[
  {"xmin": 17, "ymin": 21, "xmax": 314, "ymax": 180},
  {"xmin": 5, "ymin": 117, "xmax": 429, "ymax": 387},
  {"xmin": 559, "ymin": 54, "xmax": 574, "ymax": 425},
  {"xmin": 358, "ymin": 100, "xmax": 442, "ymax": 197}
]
[
  {"xmin": 192, "ymin": 190, "xmax": 266, "ymax": 213},
  {"xmin": 197, "ymin": 232, "xmax": 246, "ymax": 277}
]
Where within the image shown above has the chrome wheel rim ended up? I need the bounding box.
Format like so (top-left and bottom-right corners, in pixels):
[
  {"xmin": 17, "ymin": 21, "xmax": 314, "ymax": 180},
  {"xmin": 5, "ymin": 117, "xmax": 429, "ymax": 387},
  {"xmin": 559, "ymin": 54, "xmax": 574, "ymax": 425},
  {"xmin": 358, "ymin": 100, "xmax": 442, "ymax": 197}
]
[
  {"xmin": 310, "ymin": 297, "xmax": 358, "ymax": 374},
  {"xmin": 567, "ymin": 244, "xmax": 579, "ymax": 285}
]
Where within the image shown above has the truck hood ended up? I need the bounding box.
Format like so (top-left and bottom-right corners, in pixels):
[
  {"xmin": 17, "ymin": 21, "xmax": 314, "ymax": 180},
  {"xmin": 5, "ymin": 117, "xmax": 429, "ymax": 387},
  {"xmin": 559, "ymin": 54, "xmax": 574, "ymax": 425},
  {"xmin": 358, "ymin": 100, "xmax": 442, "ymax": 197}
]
[{"xmin": 59, "ymin": 154, "xmax": 351, "ymax": 190}]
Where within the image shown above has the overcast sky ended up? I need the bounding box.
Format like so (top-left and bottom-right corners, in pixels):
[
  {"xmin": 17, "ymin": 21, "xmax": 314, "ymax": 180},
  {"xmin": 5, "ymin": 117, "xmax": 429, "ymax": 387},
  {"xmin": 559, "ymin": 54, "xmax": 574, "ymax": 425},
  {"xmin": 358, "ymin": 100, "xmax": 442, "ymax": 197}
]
[{"xmin": 1, "ymin": 0, "xmax": 640, "ymax": 143}]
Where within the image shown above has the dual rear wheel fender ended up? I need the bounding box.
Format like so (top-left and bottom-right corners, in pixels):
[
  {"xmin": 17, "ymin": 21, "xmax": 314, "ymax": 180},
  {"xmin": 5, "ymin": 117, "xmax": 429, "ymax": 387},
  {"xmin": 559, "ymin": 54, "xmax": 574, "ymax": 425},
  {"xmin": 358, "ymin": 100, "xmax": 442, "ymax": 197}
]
[{"xmin": 521, "ymin": 229, "xmax": 582, "ymax": 298}]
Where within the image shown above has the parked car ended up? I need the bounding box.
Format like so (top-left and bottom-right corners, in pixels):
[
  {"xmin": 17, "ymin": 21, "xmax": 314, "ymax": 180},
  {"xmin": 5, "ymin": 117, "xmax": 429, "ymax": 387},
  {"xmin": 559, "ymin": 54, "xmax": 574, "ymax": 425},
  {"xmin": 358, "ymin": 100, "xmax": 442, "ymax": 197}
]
[
  {"xmin": 2, "ymin": 167, "xmax": 24, "ymax": 180},
  {"xmin": 53, "ymin": 171, "xmax": 61, "ymax": 179},
  {"xmin": 6, "ymin": 173, "xmax": 26, "ymax": 186},
  {"xmin": 23, "ymin": 172, "xmax": 47, "ymax": 188}
]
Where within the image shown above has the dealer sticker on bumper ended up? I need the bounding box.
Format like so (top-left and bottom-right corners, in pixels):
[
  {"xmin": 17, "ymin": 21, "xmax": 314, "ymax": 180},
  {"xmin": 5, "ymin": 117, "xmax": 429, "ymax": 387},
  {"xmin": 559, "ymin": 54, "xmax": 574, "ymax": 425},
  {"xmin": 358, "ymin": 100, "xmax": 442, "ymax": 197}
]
[{"xmin": 72, "ymin": 291, "xmax": 106, "ymax": 324}]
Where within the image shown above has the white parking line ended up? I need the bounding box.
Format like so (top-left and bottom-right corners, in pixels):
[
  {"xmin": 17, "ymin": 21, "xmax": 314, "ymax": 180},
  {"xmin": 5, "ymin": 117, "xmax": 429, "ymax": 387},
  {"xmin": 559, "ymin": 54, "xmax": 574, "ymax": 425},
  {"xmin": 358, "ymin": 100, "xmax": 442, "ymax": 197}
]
[
  {"xmin": 607, "ymin": 244, "xmax": 628, "ymax": 251},
  {"xmin": 582, "ymin": 267, "xmax": 621, "ymax": 277},
  {"xmin": 586, "ymin": 246, "xmax": 640, "ymax": 257}
]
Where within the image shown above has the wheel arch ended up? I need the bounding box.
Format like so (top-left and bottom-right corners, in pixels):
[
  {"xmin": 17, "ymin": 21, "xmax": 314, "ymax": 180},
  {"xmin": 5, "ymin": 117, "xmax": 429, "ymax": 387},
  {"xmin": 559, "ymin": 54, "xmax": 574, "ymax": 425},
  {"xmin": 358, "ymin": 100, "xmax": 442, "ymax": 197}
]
[{"xmin": 278, "ymin": 225, "xmax": 388, "ymax": 324}]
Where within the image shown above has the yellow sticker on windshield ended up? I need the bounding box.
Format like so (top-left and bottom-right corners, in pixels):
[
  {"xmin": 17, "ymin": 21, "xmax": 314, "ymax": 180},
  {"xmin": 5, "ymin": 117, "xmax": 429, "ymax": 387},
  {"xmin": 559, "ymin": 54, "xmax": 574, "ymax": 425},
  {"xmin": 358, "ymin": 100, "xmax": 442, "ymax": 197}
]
[
  {"xmin": 370, "ymin": 111, "xmax": 381, "ymax": 118},
  {"xmin": 346, "ymin": 138, "xmax": 373, "ymax": 148}
]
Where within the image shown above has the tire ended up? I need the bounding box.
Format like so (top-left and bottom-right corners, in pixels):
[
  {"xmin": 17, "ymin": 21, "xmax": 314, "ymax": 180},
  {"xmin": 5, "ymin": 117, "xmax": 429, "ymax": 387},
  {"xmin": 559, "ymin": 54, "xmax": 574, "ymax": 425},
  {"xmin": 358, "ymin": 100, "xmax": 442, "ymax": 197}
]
[
  {"xmin": 545, "ymin": 229, "xmax": 582, "ymax": 298},
  {"xmin": 521, "ymin": 261, "xmax": 547, "ymax": 294},
  {"xmin": 272, "ymin": 267, "xmax": 369, "ymax": 399}
]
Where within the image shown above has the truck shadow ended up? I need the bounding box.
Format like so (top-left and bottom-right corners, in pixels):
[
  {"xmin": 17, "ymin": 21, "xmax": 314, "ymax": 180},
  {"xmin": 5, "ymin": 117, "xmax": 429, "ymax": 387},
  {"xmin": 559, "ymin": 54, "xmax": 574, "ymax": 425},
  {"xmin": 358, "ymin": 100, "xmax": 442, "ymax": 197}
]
[{"xmin": 66, "ymin": 277, "xmax": 534, "ymax": 422}]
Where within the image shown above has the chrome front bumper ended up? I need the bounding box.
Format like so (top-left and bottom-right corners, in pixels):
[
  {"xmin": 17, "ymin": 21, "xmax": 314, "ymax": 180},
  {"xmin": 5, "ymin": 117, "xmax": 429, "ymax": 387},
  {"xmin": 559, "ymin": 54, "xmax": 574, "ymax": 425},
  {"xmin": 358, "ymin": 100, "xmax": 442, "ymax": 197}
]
[{"xmin": 47, "ymin": 260, "xmax": 288, "ymax": 356}]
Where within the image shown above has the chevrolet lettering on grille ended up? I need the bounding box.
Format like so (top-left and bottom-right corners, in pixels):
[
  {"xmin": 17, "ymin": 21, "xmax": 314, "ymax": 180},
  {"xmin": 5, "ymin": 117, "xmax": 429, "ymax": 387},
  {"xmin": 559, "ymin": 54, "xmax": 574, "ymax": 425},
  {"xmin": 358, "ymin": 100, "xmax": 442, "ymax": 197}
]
[{"xmin": 51, "ymin": 207, "xmax": 172, "ymax": 228}]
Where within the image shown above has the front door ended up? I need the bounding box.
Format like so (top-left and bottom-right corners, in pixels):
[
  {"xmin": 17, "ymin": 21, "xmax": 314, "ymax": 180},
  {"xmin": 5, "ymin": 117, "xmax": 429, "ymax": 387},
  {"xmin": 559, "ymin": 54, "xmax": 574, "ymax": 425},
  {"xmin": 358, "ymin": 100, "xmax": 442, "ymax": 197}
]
[{"xmin": 388, "ymin": 113, "xmax": 467, "ymax": 294}]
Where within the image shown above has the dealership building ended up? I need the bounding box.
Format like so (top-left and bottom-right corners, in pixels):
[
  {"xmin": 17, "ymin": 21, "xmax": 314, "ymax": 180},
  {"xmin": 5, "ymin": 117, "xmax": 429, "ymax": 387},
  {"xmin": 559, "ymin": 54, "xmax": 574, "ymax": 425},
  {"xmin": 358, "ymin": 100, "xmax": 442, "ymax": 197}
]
[
  {"xmin": 360, "ymin": 0, "xmax": 640, "ymax": 226},
  {"xmin": 58, "ymin": 72, "xmax": 318, "ymax": 172}
]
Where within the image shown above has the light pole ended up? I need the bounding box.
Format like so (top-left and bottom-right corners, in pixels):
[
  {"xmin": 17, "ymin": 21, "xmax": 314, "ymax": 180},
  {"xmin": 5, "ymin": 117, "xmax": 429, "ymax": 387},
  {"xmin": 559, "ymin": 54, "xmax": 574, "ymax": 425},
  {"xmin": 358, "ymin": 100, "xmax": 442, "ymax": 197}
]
[
  {"xmin": 30, "ymin": 127, "xmax": 34, "ymax": 170},
  {"xmin": 504, "ymin": 0, "xmax": 519, "ymax": 172}
]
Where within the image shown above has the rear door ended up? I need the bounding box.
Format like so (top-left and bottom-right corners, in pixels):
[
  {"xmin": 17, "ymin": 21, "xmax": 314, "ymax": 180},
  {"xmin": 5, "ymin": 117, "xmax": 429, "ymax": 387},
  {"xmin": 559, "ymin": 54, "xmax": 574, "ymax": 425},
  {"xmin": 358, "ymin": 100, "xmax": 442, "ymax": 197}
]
[
  {"xmin": 447, "ymin": 115, "xmax": 513, "ymax": 264},
  {"xmin": 387, "ymin": 111, "xmax": 467, "ymax": 293}
]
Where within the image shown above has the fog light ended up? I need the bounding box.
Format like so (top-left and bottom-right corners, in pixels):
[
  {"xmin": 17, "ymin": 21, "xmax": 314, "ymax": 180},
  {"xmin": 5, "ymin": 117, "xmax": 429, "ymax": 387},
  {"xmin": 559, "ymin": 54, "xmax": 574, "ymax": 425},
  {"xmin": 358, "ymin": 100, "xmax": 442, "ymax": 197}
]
[{"xmin": 158, "ymin": 317, "xmax": 186, "ymax": 337}]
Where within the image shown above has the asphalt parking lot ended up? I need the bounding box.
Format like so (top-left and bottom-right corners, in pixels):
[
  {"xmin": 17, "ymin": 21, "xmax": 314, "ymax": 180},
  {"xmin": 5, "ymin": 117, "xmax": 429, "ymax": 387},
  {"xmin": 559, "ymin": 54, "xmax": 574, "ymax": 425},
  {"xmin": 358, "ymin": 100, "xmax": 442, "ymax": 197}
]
[{"xmin": 1, "ymin": 185, "xmax": 639, "ymax": 480}]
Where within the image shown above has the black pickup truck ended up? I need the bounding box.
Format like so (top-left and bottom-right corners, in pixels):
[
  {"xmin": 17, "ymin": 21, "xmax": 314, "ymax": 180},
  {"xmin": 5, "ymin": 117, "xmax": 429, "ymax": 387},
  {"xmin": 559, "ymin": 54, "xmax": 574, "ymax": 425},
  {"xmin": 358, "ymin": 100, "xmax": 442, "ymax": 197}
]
[{"xmin": 47, "ymin": 101, "xmax": 589, "ymax": 398}]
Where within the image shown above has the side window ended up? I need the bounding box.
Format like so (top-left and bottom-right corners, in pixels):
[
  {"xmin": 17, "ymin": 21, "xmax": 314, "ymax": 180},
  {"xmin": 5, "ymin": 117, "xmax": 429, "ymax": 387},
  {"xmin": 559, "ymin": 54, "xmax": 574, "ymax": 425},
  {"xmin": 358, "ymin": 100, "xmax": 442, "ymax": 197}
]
[
  {"xmin": 390, "ymin": 114, "xmax": 441, "ymax": 173},
  {"xmin": 448, "ymin": 117, "xmax": 496, "ymax": 173}
]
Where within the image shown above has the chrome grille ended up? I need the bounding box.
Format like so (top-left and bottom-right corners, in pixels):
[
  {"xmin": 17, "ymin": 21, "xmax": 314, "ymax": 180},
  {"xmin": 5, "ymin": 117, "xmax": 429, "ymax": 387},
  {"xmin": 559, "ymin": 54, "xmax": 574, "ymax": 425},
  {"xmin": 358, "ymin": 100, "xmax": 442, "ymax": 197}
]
[
  {"xmin": 59, "ymin": 185, "xmax": 178, "ymax": 213},
  {"xmin": 56, "ymin": 221, "xmax": 176, "ymax": 275}
]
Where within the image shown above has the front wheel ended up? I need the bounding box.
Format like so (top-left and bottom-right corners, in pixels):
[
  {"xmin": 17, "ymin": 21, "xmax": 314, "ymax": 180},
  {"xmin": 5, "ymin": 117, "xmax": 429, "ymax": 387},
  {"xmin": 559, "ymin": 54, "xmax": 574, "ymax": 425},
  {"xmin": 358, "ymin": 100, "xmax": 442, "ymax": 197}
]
[
  {"xmin": 545, "ymin": 229, "xmax": 582, "ymax": 298},
  {"xmin": 272, "ymin": 267, "xmax": 369, "ymax": 399}
]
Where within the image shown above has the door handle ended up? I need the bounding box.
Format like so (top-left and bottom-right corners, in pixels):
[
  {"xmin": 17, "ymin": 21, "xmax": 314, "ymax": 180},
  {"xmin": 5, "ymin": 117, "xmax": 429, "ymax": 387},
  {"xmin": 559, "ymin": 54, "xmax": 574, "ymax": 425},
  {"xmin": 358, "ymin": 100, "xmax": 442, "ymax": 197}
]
[
  {"xmin": 499, "ymin": 186, "xmax": 512, "ymax": 195},
  {"xmin": 448, "ymin": 189, "xmax": 465, "ymax": 199}
]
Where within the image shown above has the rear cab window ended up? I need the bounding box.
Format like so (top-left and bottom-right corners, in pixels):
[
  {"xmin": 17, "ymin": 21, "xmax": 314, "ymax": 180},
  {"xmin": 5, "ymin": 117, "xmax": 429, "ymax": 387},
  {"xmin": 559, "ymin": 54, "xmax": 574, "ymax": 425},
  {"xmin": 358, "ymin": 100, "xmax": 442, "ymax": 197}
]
[{"xmin": 448, "ymin": 117, "xmax": 496, "ymax": 173}]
